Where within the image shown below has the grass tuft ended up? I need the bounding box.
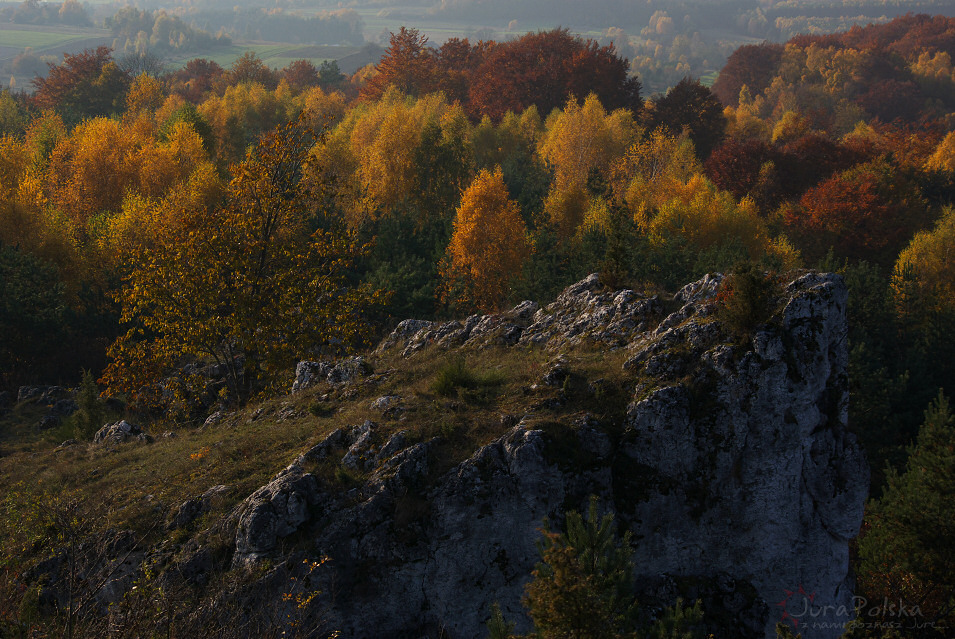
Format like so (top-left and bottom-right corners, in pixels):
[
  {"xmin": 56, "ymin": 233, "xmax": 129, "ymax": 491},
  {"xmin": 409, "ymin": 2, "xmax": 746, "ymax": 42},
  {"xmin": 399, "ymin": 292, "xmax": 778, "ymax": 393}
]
[{"xmin": 431, "ymin": 357, "xmax": 505, "ymax": 398}]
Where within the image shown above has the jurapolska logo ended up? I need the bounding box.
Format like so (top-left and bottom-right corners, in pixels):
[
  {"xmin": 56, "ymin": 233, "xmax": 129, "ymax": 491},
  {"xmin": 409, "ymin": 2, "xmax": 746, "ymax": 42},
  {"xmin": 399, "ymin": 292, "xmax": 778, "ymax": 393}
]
[
  {"xmin": 777, "ymin": 584, "xmax": 815, "ymax": 629},
  {"xmin": 777, "ymin": 585, "xmax": 942, "ymax": 632}
]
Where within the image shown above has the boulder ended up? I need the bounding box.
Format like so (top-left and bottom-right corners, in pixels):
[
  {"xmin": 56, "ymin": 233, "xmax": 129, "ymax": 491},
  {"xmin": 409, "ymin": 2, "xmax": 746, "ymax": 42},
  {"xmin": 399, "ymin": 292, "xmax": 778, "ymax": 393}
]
[
  {"xmin": 233, "ymin": 467, "xmax": 321, "ymax": 568},
  {"xmin": 93, "ymin": 420, "xmax": 149, "ymax": 445}
]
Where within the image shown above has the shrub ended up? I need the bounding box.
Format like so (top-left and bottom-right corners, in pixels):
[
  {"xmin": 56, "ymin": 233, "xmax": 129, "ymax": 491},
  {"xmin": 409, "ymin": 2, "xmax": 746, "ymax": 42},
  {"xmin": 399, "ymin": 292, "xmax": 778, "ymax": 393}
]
[
  {"xmin": 431, "ymin": 358, "xmax": 505, "ymax": 398},
  {"xmin": 715, "ymin": 262, "xmax": 778, "ymax": 339},
  {"xmin": 73, "ymin": 369, "xmax": 106, "ymax": 439},
  {"xmin": 432, "ymin": 358, "xmax": 476, "ymax": 397}
]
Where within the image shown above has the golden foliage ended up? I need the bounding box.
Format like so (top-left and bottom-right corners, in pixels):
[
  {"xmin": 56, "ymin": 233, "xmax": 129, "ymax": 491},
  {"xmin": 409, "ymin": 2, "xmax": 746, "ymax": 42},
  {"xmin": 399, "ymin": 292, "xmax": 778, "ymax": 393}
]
[
  {"xmin": 611, "ymin": 129, "xmax": 701, "ymax": 230},
  {"xmin": 925, "ymin": 131, "xmax": 955, "ymax": 173},
  {"xmin": 24, "ymin": 110, "xmax": 67, "ymax": 168},
  {"xmin": 771, "ymin": 110, "xmax": 812, "ymax": 144},
  {"xmin": 471, "ymin": 107, "xmax": 543, "ymax": 170},
  {"xmin": 126, "ymin": 73, "xmax": 164, "ymax": 115},
  {"xmin": 311, "ymin": 88, "xmax": 459, "ymax": 226},
  {"xmin": 538, "ymin": 95, "xmax": 633, "ymax": 239},
  {"xmin": 198, "ymin": 81, "xmax": 298, "ymax": 164},
  {"xmin": 543, "ymin": 183, "xmax": 591, "ymax": 241},
  {"xmin": 300, "ymin": 87, "xmax": 347, "ymax": 130},
  {"xmin": 104, "ymin": 116, "xmax": 378, "ymax": 405},
  {"xmin": 45, "ymin": 117, "xmax": 138, "ymax": 233},
  {"xmin": 102, "ymin": 161, "xmax": 222, "ymax": 272},
  {"xmin": 648, "ymin": 175, "xmax": 799, "ymax": 267},
  {"xmin": 723, "ymin": 105, "xmax": 772, "ymax": 142},
  {"xmin": 0, "ymin": 135, "xmax": 28, "ymax": 202},
  {"xmin": 351, "ymin": 90, "xmax": 447, "ymax": 213},
  {"xmin": 539, "ymin": 94, "xmax": 634, "ymax": 191},
  {"xmin": 893, "ymin": 206, "xmax": 955, "ymax": 316},
  {"xmin": 442, "ymin": 166, "xmax": 532, "ymax": 311}
]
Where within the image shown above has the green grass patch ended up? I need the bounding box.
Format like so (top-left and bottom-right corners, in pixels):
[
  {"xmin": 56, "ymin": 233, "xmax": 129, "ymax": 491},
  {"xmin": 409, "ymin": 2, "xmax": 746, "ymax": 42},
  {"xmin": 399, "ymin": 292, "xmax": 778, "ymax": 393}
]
[
  {"xmin": 431, "ymin": 356, "xmax": 505, "ymax": 398},
  {"xmin": 167, "ymin": 43, "xmax": 351, "ymax": 70},
  {"xmin": 0, "ymin": 28, "xmax": 95, "ymax": 49},
  {"xmin": 0, "ymin": 334, "xmax": 635, "ymax": 591},
  {"xmin": 699, "ymin": 70, "xmax": 719, "ymax": 87}
]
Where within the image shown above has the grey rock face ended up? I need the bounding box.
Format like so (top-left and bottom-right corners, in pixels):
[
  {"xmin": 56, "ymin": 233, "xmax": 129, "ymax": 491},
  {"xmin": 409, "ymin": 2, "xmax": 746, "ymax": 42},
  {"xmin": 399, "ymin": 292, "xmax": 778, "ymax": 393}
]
[
  {"xmin": 50, "ymin": 399, "xmax": 78, "ymax": 417},
  {"xmin": 371, "ymin": 395, "xmax": 402, "ymax": 417},
  {"xmin": 374, "ymin": 274, "xmax": 662, "ymax": 357},
  {"xmin": 201, "ymin": 410, "xmax": 229, "ymax": 429},
  {"xmin": 233, "ymin": 467, "xmax": 321, "ymax": 568},
  {"xmin": 374, "ymin": 319, "xmax": 434, "ymax": 355},
  {"xmin": 291, "ymin": 360, "xmax": 333, "ymax": 393},
  {"xmin": 617, "ymin": 272, "xmax": 864, "ymax": 639},
  {"xmin": 231, "ymin": 272, "xmax": 864, "ymax": 639},
  {"xmin": 18, "ymin": 385, "xmax": 70, "ymax": 404},
  {"xmin": 341, "ymin": 420, "xmax": 378, "ymax": 471},
  {"xmin": 292, "ymin": 356, "xmax": 371, "ymax": 393}
]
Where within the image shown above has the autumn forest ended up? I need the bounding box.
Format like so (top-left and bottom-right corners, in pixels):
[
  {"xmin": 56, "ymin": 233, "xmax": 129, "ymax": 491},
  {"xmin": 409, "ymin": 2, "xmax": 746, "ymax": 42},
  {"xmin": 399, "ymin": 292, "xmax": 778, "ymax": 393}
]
[{"xmin": 1, "ymin": 12, "xmax": 955, "ymax": 636}]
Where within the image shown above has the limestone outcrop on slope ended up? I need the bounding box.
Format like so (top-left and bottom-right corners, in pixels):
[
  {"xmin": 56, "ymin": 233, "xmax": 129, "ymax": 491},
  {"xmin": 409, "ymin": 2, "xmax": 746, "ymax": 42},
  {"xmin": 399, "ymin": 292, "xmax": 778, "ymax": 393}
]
[{"xmin": 229, "ymin": 271, "xmax": 866, "ymax": 639}]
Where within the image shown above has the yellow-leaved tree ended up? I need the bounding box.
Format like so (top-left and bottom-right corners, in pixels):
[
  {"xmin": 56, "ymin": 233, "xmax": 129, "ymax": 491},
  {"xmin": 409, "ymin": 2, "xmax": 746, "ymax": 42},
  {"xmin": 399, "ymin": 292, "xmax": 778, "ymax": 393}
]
[
  {"xmin": 104, "ymin": 115, "xmax": 380, "ymax": 406},
  {"xmin": 648, "ymin": 174, "xmax": 800, "ymax": 267},
  {"xmin": 441, "ymin": 166, "xmax": 532, "ymax": 311},
  {"xmin": 925, "ymin": 131, "xmax": 955, "ymax": 174},
  {"xmin": 539, "ymin": 94, "xmax": 634, "ymax": 239},
  {"xmin": 892, "ymin": 206, "xmax": 955, "ymax": 320},
  {"xmin": 611, "ymin": 128, "xmax": 701, "ymax": 230}
]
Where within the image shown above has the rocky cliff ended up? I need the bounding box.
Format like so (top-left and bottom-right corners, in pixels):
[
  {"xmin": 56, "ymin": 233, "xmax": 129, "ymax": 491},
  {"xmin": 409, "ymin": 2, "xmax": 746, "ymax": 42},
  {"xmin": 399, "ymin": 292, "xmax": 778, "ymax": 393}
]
[
  {"xmin": 218, "ymin": 271, "xmax": 867, "ymax": 639},
  {"xmin": 17, "ymin": 271, "xmax": 867, "ymax": 639}
]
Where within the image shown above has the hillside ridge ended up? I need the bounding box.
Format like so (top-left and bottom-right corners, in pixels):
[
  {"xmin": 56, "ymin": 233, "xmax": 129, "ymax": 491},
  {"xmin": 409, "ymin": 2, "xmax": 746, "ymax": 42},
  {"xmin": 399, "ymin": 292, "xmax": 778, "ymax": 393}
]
[{"xmin": 12, "ymin": 271, "xmax": 867, "ymax": 639}]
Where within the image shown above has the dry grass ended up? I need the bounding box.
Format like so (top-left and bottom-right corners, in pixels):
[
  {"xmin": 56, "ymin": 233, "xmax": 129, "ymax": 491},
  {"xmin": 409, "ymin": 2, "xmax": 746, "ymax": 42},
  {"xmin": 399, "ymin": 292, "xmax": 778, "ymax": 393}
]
[{"xmin": 0, "ymin": 339, "xmax": 635, "ymax": 584}]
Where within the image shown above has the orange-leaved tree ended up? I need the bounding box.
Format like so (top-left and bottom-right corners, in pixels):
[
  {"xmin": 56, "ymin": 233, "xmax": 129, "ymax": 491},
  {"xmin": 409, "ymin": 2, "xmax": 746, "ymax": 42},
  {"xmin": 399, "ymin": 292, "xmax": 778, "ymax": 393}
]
[
  {"xmin": 104, "ymin": 114, "xmax": 380, "ymax": 406},
  {"xmin": 360, "ymin": 27, "xmax": 436, "ymax": 102},
  {"xmin": 441, "ymin": 166, "xmax": 531, "ymax": 311}
]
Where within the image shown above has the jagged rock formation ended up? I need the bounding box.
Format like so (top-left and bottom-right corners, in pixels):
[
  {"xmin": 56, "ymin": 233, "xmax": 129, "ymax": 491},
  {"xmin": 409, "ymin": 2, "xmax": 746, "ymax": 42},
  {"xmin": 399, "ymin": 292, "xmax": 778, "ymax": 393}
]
[
  {"xmin": 93, "ymin": 419, "xmax": 152, "ymax": 445},
  {"xmin": 16, "ymin": 272, "xmax": 863, "ymax": 638},
  {"xmin": 220, "ymin": 271, "xmax": 866, "ymax": 639}
]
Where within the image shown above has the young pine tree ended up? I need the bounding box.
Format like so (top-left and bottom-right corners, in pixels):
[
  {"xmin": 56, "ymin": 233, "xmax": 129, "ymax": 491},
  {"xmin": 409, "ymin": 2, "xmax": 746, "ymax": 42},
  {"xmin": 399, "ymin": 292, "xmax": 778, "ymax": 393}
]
[
  {"xmin": 523, "ymin": 496, "xmax": 638, "ymax": 639},
  {"xmin": 858, "ymin": 391, "xmax": 955, "ymax": 627}
]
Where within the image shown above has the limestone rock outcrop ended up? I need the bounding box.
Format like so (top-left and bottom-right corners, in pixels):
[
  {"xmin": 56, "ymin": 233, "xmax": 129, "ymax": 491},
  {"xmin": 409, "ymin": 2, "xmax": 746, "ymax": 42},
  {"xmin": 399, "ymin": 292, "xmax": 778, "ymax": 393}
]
[{"xmin": 224, "ymin": 272, "xmax": 865, "ymax": 639}]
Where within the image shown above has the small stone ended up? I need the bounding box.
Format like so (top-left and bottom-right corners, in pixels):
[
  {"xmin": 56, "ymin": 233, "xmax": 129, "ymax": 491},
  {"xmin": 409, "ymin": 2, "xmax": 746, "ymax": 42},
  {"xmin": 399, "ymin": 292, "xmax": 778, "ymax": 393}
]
[
  {"xmin": 371, "ymin": 395, "xmax": 401, "ymax": 412},
  {"xmin": 202, "ymin": 411, "xmax": 226, "ymax": 429}
]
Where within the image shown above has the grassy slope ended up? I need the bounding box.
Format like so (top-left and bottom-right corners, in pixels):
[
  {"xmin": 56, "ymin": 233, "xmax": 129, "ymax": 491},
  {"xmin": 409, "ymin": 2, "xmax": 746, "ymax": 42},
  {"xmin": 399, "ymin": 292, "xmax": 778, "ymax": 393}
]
[{"xmin": 0, "ymin": 341, "xmax": 633, "ymax": 562}]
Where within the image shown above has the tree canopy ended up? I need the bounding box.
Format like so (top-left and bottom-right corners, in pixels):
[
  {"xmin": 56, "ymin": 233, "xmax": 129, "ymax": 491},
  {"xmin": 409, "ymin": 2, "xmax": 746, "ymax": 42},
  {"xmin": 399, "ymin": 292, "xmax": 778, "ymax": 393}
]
[{"xmin": 104, "ymin": 115, "xmax": 379, "ymax": 406}]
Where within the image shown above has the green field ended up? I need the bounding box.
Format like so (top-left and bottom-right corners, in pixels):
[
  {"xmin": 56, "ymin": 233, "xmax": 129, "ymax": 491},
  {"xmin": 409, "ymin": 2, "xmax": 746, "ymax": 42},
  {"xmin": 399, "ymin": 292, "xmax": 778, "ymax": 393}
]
[
  {"xmin": 0, "ymin": 28, "xmax": 96, "ymax": 49},
  {"xmin": 165, "ymin": 43, "xmax": 359, "ymax": 70},
  {"xmin": 700, "ymin": 70, "xmax": 719, "ymax": 87}
]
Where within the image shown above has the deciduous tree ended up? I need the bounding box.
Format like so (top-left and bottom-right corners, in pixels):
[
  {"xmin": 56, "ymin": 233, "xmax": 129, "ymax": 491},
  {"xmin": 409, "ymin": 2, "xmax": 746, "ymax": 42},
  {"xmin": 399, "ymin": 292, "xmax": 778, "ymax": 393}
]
[
  {"xmin": 711, "ymin": 42, "xmax": 784, "ymax": 107},
  {"xmin": 441, "ymin": 167, "xmax": 531, "ymax": 311},
  {"xmin": 468, "ymin": 29, "xmax": 641, "ymax": 122},
  {"xmin": 360, "ymin": 27, "xmax": 436, "ymax": 102},
  {"xmin": 32, "ymin": 46, "xmax": 129, "ymax": 125},
  {"xmin": 788, "ymin": 159, "xmax": 928, "ymax": 263},
  {"xmin": 104, "ymin": 115, "xmax": 378, "ymax": 404},
  {"xmin": 643, "ymin": 77, "xmax": 726, "ymax": 160},
  {"xmin": 893, "ymin": 206, "xmax": 955, "ymax": 316}
]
